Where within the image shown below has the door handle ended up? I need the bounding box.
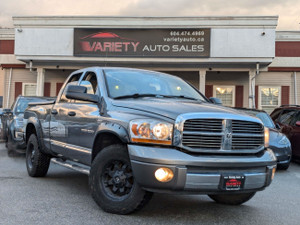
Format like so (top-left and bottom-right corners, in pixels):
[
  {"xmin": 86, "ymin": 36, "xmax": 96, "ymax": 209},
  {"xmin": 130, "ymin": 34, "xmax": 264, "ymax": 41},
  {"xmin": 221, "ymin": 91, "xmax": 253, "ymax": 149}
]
[
  {"xmin": 68, "ymin": 111, "xmax": 76, "ymax": 117},
  {"xmin": 51, "ymin": 109, "xmax": 58, "ymax": 115}
]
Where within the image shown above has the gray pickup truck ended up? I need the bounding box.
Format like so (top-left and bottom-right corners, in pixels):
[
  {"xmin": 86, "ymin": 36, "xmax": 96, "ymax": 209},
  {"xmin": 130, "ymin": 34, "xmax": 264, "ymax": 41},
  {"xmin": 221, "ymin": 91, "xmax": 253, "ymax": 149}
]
[{"xmin": 24, "ymin": 67, "xmax": 277, "ymax": 214}]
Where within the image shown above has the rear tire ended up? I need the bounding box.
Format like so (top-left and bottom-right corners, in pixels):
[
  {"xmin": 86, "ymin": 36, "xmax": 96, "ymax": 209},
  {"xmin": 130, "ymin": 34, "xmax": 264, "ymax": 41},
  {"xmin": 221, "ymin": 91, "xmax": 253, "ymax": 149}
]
[
  {"xmin": 26, "ymin": 134, "xmax": 50, "ymax": 177},
  {"xmin": 89, "ymin": 144, "xmax": 152, "ymax": 214},
  {"xmin": 208, "ymin": 192, "xmax": 256, "ymax": 205}
]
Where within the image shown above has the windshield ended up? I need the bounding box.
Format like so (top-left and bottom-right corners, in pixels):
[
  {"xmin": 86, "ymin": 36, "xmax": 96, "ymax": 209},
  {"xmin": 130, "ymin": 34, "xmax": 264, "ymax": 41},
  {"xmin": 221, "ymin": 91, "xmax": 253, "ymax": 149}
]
[
  {"xmin": 104, "ymin": 69, "xmax": 207, "ymax": 101},
  {"xmin": 14, "ymin": 98, "xmax": 50, "ymax": 113},
  {"xmin": 243, "ymin": 110, "xmax": 275, "ymax": 129}
]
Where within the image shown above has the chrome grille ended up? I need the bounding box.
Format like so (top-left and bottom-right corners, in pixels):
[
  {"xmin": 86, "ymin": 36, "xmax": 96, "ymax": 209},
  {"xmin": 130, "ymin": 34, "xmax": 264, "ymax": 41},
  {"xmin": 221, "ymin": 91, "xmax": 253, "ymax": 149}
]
[
  {"xmin": 184, "ymin": 119, "xmax": 222, "ymax": 132},
  {"xmin": 232, "ymin": 120, "xmax": 264, "ymax": 134},
  {"xmin": 182, "ymin": 134, "xmax": 222, "ymax": 149},
  {"xmin": 232, "ymin": 120, "xmax": 264, "ymax": 150},
  {"xmin": 181, "ymin": 119, "xmax": 264, "ymax": 152},
  {"xmin": 183, "ymin": 119, "xmax": 223, "ymax": 150}
]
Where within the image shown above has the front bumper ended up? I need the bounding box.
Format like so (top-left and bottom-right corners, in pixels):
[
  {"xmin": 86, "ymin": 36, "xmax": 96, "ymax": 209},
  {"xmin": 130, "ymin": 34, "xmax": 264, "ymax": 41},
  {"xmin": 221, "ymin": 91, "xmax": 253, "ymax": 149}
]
[
  {"xmin": 128, "ymin": 145, "xmax": 277, "ymax": 194},
  {"xmin": 270, "ymin": 145, "xmax": 292, "ymax": 165}
]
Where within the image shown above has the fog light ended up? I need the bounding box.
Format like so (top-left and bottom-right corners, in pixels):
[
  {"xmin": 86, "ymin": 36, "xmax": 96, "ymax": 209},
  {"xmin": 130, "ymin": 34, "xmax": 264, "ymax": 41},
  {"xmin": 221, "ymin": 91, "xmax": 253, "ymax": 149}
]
[
  {"xmin": 271, "ymin": 167, "xmax": 276, "ymax": 180},
  {"xmin": 154, "ymin": 168, "xmax": 174, "ymax": 182}
]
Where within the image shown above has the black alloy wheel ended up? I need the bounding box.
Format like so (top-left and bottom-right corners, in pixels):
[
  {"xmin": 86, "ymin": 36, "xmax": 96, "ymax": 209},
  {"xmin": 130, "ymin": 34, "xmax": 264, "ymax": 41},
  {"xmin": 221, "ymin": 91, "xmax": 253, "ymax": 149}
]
[
  {"xmin": 89, "ymin": 144, "xmax": 152, "ymax": 214},
  {"xmin": 102, "ymin": 160, "xmax": 133, "ymax": 199}
]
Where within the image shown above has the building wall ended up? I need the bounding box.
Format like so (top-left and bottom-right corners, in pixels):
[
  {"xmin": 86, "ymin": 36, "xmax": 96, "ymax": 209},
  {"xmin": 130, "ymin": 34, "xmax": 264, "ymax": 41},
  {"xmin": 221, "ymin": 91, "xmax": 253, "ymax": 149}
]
[
  {"xmin": 206, "ymin": 71, "xmax": 249, "ymax": 108},
  {"xmin": 3, "ymin": 68, "xmax": 37, "ymax": 108},
  {"xmin": 3, "ymin": 68, "xmax": 72, "ymax": 107},
  {"xmin": 44, "ymin": 69, "xmax": 74, "ymax": 97},
  {"xmin": 256, "ymin": 71, "xmax": 294, "ymax": 105}
]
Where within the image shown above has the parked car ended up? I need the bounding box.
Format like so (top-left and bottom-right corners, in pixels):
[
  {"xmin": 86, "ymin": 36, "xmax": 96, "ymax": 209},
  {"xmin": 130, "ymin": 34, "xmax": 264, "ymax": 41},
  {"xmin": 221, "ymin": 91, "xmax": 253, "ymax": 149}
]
[
  {"xmin": 23, "ymin": 67, "xmax": 276, "ymax": 214},
  {"xmin": 236, "ymin": 108, "xmax": 291, "ymax": 170},
  {"xmin": 2, "ymin": 96, "xmax": 54, "ymax": 156},
  {"xmin": 270, "ymin": 105, "xmax": 300, "ymax": 160}
]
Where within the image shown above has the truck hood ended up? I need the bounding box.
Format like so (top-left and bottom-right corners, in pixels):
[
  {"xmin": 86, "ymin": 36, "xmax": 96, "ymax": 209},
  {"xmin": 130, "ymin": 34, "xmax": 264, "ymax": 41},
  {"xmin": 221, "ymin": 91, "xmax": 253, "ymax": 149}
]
[{"xmin": 111, "ymin": 98, "xmax": 244, "ymax": 120}]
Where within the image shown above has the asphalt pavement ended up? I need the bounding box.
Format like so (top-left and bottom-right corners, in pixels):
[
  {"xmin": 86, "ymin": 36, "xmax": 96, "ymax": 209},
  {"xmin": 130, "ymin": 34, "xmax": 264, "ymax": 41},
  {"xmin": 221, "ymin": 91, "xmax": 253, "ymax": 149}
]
[{"xmin": 0, "ymin": 143, "xmax": 300, "ymax": 225}]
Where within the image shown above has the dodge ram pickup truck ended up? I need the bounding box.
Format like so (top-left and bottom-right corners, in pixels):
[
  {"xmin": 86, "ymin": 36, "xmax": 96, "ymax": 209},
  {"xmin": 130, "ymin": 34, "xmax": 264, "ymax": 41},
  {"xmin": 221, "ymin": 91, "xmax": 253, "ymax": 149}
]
[{"xmin": 24, "ymin": 67, "xmax": 277, "ymax": 214}]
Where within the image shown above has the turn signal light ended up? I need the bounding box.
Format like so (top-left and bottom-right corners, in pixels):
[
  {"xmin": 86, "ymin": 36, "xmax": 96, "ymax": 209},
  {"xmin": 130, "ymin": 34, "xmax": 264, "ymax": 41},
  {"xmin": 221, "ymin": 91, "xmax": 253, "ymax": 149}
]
[
  {"xmin": 271, "ymin": 167, "xmax": 276, "ymax": 180},
  {"xmin": 155, "ymin": 168, "xmax": 174, "ymax": 182}
]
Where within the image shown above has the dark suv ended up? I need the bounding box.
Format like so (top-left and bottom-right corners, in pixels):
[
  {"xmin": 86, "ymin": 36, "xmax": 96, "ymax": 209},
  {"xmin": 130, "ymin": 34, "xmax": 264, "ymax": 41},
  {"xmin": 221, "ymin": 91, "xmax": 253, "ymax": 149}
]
[{"xmin": 270, "ymin": 105, "xmax": 300, "ymax": 160}]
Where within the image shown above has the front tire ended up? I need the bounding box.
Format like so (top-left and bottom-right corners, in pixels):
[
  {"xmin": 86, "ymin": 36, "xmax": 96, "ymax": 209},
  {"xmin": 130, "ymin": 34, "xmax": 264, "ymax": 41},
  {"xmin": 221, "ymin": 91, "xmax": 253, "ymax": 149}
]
[
  {"xmin": 89, "ymin": 145, "xmax": 152, "ymax": 214},
  {"xmin": 26, "ymin": 134, "xmax": 50, "ymax": 177},
  {"xmin": 208, "ymin": 192, "xmax": 256, "ymax": 205}
]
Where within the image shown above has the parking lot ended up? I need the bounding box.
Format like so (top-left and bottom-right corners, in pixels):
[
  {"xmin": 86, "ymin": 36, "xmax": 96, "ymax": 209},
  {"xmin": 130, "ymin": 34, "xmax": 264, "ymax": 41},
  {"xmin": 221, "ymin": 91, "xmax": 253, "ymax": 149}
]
[{"xmin": 0, "ymin": 143, "xmax": 300, "ymax": 225}]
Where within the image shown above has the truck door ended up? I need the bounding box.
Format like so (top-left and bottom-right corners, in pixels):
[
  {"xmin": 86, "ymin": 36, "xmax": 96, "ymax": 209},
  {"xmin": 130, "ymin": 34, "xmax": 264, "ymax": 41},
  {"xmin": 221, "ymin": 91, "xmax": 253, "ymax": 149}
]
[
  {"xmin": 50, "ymin": 73, "xmax": 82, "ymax": 155},
  {"xmin": 65, "ymin": 71, "xmax": 101, "ymax": 165}
]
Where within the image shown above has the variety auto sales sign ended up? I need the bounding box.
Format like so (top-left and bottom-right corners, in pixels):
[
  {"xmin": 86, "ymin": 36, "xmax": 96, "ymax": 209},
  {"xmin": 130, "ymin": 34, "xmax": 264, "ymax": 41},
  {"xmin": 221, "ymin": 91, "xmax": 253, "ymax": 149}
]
[{"xmin": 74, "ymin": 28, "xmax": 210, "ymax": 58}]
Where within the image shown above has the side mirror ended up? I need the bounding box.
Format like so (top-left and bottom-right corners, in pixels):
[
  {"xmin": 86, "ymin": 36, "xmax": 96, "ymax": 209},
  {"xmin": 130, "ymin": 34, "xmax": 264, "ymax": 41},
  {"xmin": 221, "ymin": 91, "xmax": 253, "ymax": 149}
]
[
  {"xmin": 66, "ymin": 85, "xmax": 99, "ymax": 103},
  {"xmin": 209, "ymin": 97, "xmax": 222, "ymax": 105},
  {"xmin": 296, "ymin": 121, "xmax": 300, "ymax": 127}
]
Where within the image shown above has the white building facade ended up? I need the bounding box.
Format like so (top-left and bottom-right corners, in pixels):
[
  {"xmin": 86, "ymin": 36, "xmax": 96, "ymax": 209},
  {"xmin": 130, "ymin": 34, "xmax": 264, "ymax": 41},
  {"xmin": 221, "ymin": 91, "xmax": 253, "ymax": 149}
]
[{"xmin": 0, "ymin": 16, "xmax": 299, "ymax": 113}]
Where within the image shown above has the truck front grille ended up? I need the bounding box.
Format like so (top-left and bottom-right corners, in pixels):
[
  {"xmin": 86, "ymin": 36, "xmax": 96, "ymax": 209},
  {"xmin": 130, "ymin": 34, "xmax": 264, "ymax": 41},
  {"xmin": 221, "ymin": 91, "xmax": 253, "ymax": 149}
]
[{"xmin": 182, "ymin": 119, "xmax": 264, "ymax": 152}]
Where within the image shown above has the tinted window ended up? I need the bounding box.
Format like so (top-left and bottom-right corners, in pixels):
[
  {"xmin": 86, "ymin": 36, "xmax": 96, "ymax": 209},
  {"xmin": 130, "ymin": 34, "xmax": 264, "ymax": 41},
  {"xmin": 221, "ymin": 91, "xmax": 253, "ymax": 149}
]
[
  {"xmin": 239, "ymin": 110, "xmax": 275, "ymax": 129},
  {"xmin": 59, "ymin": 73, "xmax": 82, "ymax": 103},
  {"xmin": 104, "ymin": 69, "xmax": 206, "ymax": 101},
  {"xmin": 289, "ymin": 112, "xmax": 300, "ymax": 126},
  {"xmin": 80, "ymin": 72, "xmax": 98, "ymax": 95},
  {"xmin": 255, "ymin": 112, "xmax": 275, "ymax": 129},
  {"xmin": 270, "ymin": 109, "xmax": 283, "ymax": 121},
  {"xmin": 277, "ymin": 110, "xmax": 298, "ymax": 125},
  {"xmin": 14, "ymin": 98, "xmax": 52, "ymax": 114}
]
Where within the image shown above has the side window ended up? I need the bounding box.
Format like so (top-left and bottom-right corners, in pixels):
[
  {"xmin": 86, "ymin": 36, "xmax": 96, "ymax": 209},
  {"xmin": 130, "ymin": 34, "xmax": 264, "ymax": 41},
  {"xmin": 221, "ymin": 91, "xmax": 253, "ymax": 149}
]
[
  {"xmin": 270, "ymin": 109, "xmax": 282, "ymax": 121},
  {"xmin": 59, "ymin": 73, "xmax": 82, "ymax": 103},
  {"xmin": 79, "ymin": 72, "xmax": 98, "ymax": 95},
  {"xmin": 277, "ymin": 110, "xmax": 298, "ymax": 125},
  {"xmin": 289, "ymin": 111, "xmax": 300, "ymax": 126}
]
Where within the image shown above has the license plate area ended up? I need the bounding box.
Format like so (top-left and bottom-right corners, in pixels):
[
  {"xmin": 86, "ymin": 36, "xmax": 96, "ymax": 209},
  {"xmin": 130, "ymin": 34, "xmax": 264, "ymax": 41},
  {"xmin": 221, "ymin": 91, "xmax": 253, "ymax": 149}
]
[{"xmin": 220, "ymin": 174, "xmax": 245, "ymax": 191}]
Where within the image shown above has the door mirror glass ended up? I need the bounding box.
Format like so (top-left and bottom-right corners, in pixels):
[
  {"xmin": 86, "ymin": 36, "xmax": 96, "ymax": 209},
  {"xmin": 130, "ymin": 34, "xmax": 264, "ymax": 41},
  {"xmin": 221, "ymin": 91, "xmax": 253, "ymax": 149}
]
[{"xmin": 66, "ymin": 85, "xmax": 98, "ymax": 103}]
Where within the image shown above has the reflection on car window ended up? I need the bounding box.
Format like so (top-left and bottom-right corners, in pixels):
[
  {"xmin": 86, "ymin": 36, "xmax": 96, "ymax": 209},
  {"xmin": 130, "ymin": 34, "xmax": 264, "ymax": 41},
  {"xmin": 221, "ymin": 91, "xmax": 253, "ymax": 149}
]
[
  {"xmin": 104, "ymin": 69, "xmax": 206, "ymax": 101},
  {"xmin": 80, "ymin": 72, "xmax": 98, "ymax": 95},
  {"xmin": 278, "ymin": 110, "xmax": 298, "ymax": 125},
  {"xmin": 59, "ymin": 73, "xmax": 82, "ymax": 103},
  {"xmin": 15, "ymin": 98, "xmax": 50, "ymax": 113},
  {"xmin": 289, "ymin": 112, "xmax": 300, "ymax": 126},
  {"xmin": 255, "ymin": 112, "xmax": 275, "ymax": 129}
]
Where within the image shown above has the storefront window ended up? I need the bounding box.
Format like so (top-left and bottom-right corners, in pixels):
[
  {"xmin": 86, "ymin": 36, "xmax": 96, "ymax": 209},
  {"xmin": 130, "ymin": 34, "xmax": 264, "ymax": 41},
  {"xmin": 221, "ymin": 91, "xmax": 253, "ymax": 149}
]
[
  {"xmin": 22, "ymin": 83, "xmax": 37, "ymax": 96},
  {"xmin": 259, "ymin": 86, "xmax": 281, "ymax": 114},
  {"xmin": 214, "ymin": 86, "xmax": 235, "ymax": 107}
]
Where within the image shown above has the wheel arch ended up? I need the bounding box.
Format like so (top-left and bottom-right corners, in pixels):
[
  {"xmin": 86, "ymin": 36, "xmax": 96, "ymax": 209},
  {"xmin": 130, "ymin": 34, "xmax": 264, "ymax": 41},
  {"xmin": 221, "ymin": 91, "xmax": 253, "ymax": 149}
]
[
  {"xmin": 25, "ymin": 117, "xmax": 48, "ymax": 154},
  {"xmin": 92, "ymin": 125, "xmax": 130, "ymax": 163}
]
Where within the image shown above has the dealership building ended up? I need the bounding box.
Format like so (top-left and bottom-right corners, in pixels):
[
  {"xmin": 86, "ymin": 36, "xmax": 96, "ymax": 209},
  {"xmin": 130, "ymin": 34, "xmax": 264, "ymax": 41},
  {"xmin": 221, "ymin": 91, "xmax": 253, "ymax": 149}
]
[{"xmin": 0, "ymin": 16, "xmax": 300, "ymax": 113}]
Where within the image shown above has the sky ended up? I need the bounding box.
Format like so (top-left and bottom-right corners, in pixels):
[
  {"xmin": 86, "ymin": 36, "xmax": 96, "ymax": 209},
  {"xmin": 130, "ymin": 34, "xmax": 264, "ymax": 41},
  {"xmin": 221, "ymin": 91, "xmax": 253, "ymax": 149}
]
[{"xmin": 0, "ymin": 0, "xmax": 299, "ymax": 30}]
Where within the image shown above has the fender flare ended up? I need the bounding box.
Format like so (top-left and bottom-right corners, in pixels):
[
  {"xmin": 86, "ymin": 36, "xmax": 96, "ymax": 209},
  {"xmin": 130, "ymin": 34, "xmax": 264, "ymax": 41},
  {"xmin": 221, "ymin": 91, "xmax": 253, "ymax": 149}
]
[
  {"xmin": 25, "ymin": 116, "xmax": 48, "ymax": 154},
  {"xmin": 93, "ymin": 121, "xmax": 130, "ymax": 151}
]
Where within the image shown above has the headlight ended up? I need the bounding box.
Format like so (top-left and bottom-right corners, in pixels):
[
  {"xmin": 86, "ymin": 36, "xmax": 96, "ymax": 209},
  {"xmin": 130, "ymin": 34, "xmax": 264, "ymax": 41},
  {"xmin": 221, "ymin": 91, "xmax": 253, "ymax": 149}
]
[
  {"xmin": 264, "ymin": 127, "xmax": 269, "ymax": 148},
  {"xmin": 130, "ymin": 119, "xmax": 173, "ymax": 145},
  {"xmin": 278, "ymin": 135, "xmax": 289, "ymax": 145}
]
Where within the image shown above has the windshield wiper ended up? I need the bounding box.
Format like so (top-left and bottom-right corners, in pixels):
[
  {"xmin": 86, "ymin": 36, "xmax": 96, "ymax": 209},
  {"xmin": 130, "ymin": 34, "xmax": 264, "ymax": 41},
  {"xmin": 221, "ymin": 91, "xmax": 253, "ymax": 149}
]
[
  {"xmin": 114, "ymin": 93, "xmax": 159, "ymax": 100},
  {"xmin": 160, "ymin": 95, "xmax": 201, "ymax": 101}
]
